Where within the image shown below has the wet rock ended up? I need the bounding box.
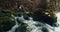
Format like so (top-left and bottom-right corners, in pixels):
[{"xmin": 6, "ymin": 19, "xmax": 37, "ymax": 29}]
[
  {"xmin": 32, "ymin": 9, "xmax": 57, "ymax": 26},
  {"xmin": 15, "ymin": 23, "xmax": 28, "ymax": 32}
]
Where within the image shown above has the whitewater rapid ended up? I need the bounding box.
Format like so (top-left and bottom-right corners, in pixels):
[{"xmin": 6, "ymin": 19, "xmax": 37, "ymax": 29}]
[
  {"xmin": 7, "ymin": 12, "xmax": 60, "ymax": 32},
  {"xmin": 54, "ymin": 12, "xmax": 60, "ymax": 32}
]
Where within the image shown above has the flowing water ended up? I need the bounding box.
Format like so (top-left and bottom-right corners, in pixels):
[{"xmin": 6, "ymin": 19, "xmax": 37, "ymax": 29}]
[
  {"xmin": 54, "ymin": 12, "xmax": 60, "ymax": 32},
  {"xmin": 7, "ymin": 12, "xmax": 60, "ymax": 32}
]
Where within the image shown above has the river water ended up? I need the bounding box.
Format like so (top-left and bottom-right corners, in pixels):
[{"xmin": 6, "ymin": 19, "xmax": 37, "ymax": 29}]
[{"xmin": 7, "ymin": 12, "xmax": 60, "ymax": 32}]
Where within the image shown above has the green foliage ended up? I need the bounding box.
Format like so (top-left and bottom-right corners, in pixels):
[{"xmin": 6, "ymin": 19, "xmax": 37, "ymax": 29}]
[{"xmin": 0, "ymin": 10, "xmax": 15, "ymax": 23}]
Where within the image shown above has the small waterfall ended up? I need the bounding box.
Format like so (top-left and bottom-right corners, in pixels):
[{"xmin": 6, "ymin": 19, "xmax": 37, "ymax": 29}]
[
  {"xmin": 7, "ymin": 12, "xmax": 60, "ymax": 32},
  {"xmin": 23, "ymin": 17, "xmax": 54, "ymax": 32},
  {"xmin": 7, "ymin": 15, "xmax": 21, "ymax": 32},
  {"xmin": 54, "ymin": 12, "xmax": 60, "ymax": 32}
]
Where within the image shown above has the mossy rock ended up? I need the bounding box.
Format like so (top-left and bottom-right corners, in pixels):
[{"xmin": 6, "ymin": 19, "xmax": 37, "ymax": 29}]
[{"xmin": 0, "ymin": 10, "xmax": 15, "ymax": 31}]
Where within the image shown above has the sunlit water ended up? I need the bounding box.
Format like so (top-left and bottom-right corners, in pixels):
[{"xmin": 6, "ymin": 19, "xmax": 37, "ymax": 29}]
[{"xmin": 7, "ymin": 12, "xmax": 60, "ymax": 32}]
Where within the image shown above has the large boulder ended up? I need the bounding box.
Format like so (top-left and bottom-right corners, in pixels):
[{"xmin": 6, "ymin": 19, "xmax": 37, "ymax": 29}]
[{"xmin": 32, "ymin": 9, "xmax": 57, "ymax": 26}]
